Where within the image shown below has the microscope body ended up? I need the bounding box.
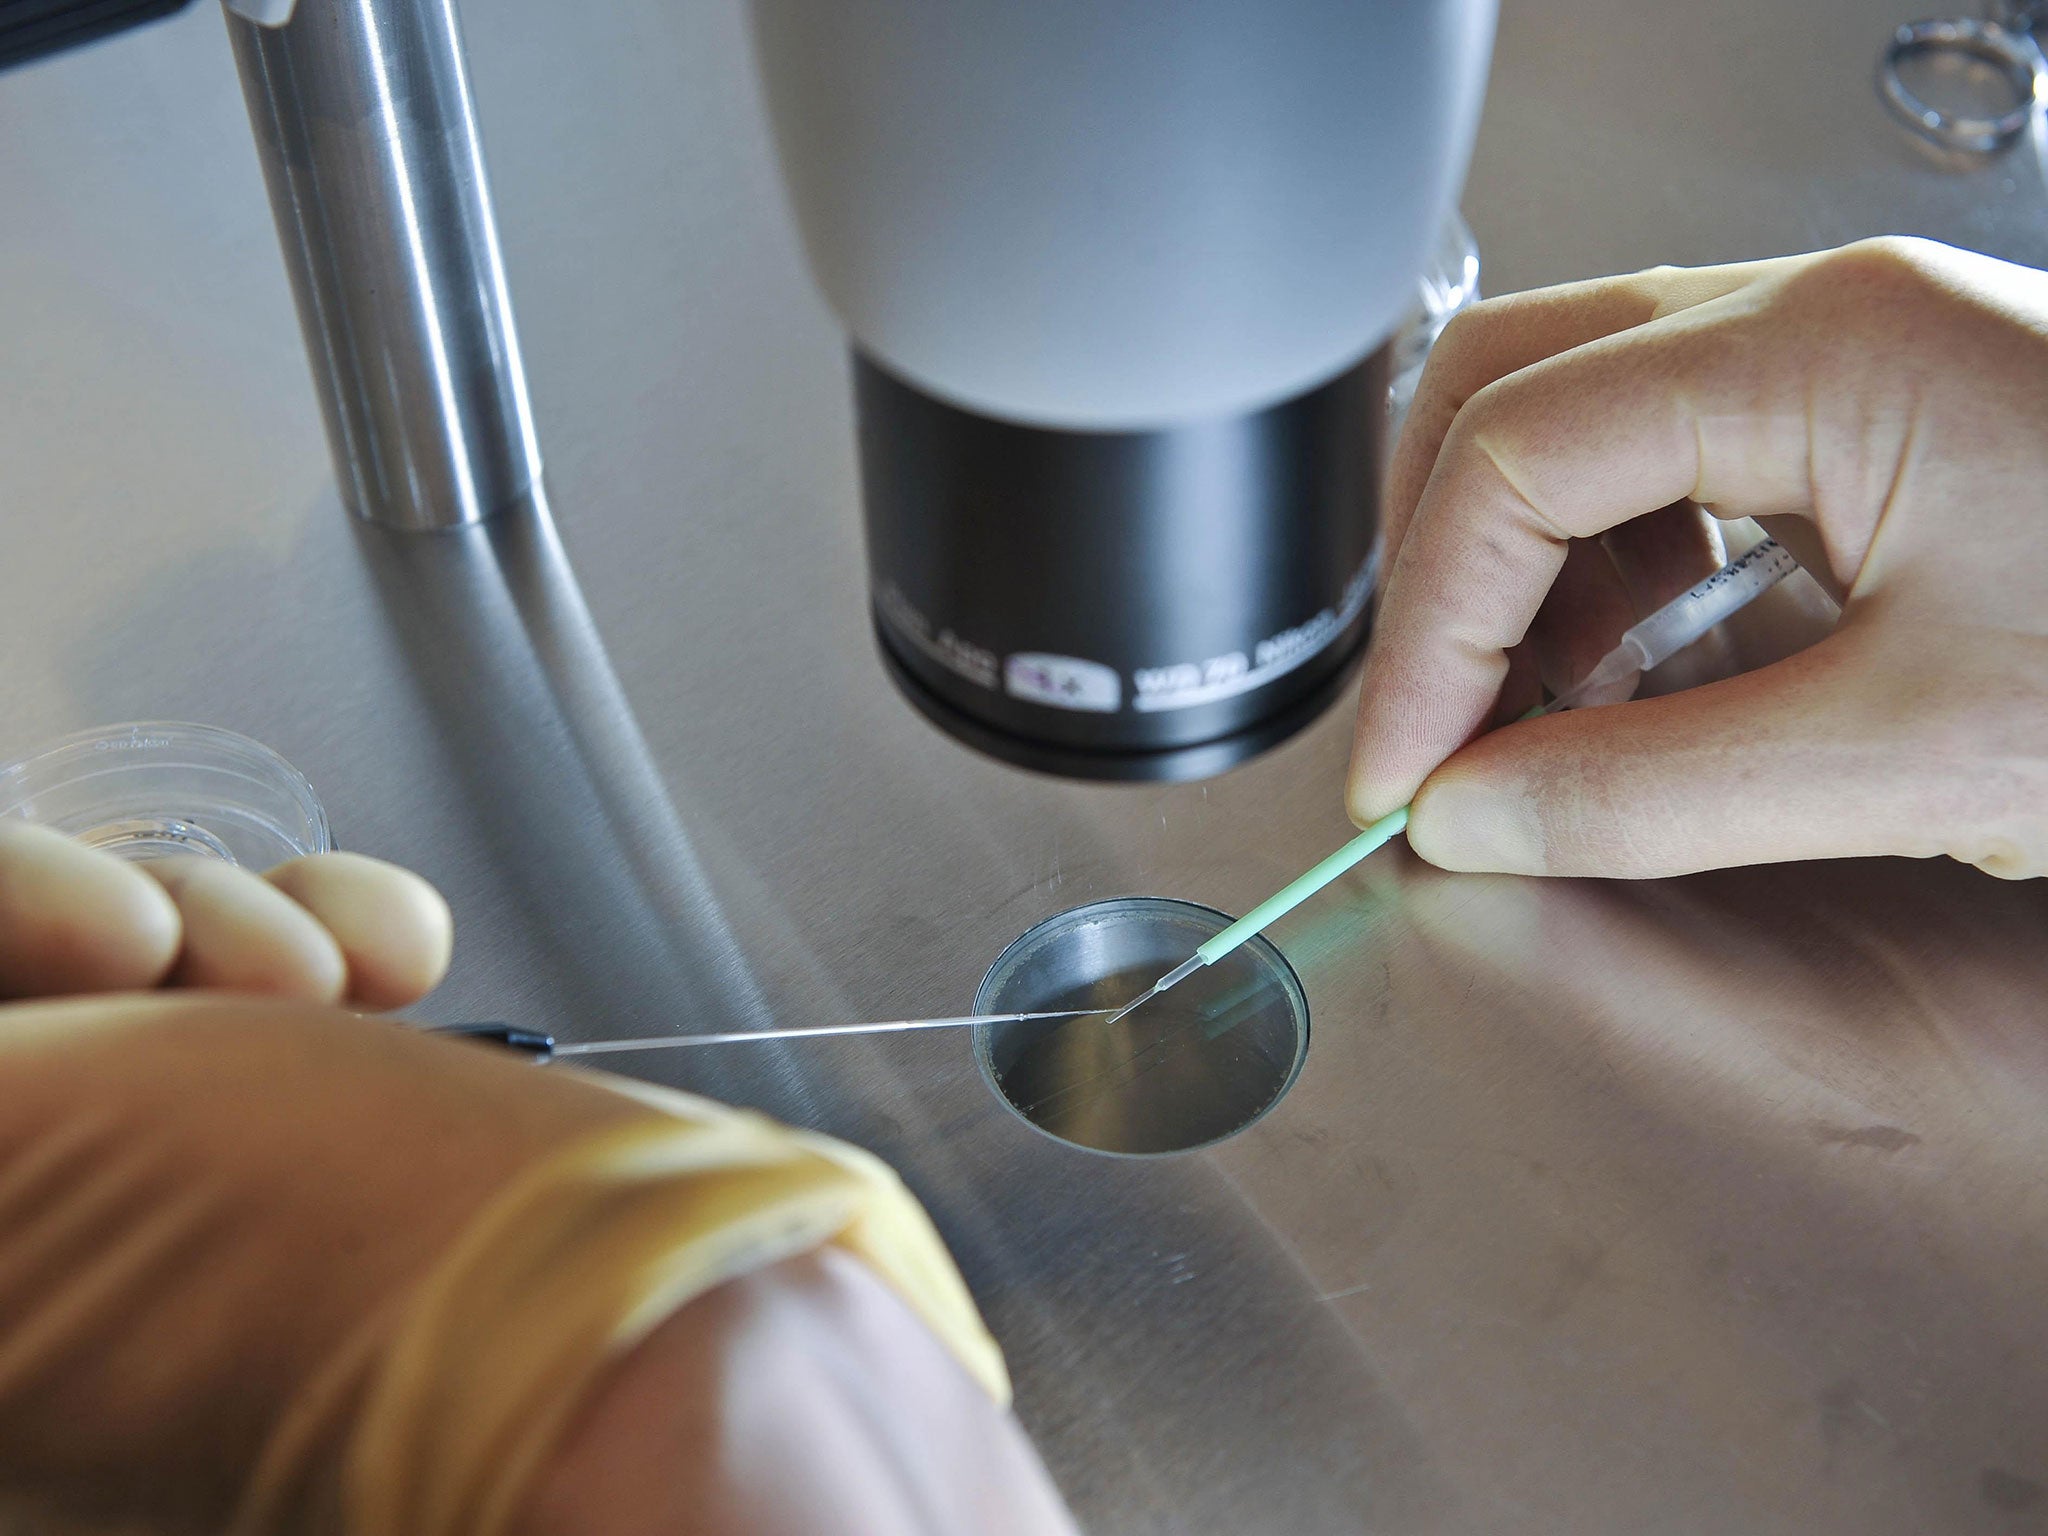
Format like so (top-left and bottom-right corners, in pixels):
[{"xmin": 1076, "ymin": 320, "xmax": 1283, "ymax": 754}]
[
  {"xmin": 751, "ymin": 1, "xmax": 1496, "ymax": 776},
  {"xmin": 5, "ymin": 0, "xmax": 1496, "ymax": 778}
]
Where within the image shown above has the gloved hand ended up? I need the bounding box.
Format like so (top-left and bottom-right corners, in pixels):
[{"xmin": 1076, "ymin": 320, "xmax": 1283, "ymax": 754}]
[
  {"xmin": 0, "ymin": 825, "xmax": 1075, "ymax": 1536},
  {"xmin": 0, "ymin": 818, "xmax": 452, "ymax": 1005},
  {"xmin": 1348, "ymin": 237, "xmax": 2048, "ymax": 880}
]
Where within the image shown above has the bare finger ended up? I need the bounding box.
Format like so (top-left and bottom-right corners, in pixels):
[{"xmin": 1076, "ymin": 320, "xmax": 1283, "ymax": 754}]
[
  {"xmin": 1349, "ymin": 292, "xmax": 1849, "ymax": 824},
  {"xmin": 1404, "ymin": 630, "xmax": 1897, "ymax": 877},
  {"xmin": 1380, "ymin": 257, "xmax": 1802, "ymax": 583}
]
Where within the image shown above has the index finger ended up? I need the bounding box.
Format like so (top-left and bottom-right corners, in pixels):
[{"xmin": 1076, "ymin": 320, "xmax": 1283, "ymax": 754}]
[
  {"xmin": 1348, "ymin": 295, "xmax": 1824, "ymax": 823},
  {"xmin": 1380, "ymin": 257, "xmax": 1792, "ymax": 584}
]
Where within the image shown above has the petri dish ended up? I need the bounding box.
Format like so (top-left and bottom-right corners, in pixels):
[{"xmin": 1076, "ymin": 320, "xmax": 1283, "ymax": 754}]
[
  {"xmin": 974, "ymin": 897, "xmax": 1309, "ymax": 1157},
  {"xmin": 0, "ymin": 722, "xmax": 331, "ymax": 867}
]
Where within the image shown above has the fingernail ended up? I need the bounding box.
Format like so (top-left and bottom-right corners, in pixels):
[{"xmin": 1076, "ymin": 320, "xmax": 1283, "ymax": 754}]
[
  {"xmin": 1407, "ymin": 779, "xmax": 1548, "ymax": 875},
  {"xmin": 1346, "ymin": 780, "xmax": 1403, "ymax": 830}
]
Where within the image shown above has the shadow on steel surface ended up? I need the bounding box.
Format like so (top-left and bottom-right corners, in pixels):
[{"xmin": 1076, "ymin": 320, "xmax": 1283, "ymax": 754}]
[
  {"xmin": 350, "ymin": 490, "xmax": 780, "ymax": 1107},
  {"xmin": 349, "ymin": 489, "xmax": 1462, "ymax": 1535}
]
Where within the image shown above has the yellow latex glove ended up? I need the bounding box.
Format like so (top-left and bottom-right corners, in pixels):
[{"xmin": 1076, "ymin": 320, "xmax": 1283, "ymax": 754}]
[{"xmin": 0, "ymin": 824, "xmax": 1073, "ymax": 1536}]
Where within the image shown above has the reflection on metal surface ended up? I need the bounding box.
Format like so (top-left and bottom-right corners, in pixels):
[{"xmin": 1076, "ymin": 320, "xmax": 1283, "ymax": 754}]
[{"xmin": 974, "ymin": 898, "xmax": 1308, "ymax": 1156}]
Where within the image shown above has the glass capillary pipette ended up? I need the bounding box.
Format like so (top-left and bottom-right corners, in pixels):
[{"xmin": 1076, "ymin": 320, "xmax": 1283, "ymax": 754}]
[
  {"xmin": 433, "ymin": 1012, "xmax": 1106, "ymax": 1061},
  {"xmin": 1100, "ymin": 536, "xmax": 1804, "ymax": 1027},
  {"xmin": 1097, "ymin": 807, "xmax": 1411, "ymax": 1026}
]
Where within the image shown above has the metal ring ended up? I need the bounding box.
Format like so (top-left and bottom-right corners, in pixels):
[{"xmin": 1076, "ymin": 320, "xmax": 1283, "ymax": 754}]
[{"xmin": 1878, "ymin": 18, "xmax": 2045, "ymax": 153}]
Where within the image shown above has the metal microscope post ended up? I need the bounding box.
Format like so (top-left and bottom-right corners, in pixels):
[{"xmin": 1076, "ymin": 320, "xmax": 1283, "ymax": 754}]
[{"xmin": 225, "ymin": 0, "xmax": 542, "ymax": 530}]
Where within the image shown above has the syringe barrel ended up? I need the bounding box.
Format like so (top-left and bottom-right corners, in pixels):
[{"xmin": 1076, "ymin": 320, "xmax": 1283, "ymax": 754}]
[{"xmin": 1620, "ymin": 538, "xmax": 1800, "ymax": 671}]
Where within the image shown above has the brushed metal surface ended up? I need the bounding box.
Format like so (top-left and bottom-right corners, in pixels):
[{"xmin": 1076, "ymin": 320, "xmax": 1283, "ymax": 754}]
[{"xmin": 2, "ymin": 2, "xmax": 2046, "ymax": 1532}]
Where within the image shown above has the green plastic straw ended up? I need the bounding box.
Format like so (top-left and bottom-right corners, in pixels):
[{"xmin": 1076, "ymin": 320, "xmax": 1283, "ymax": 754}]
[{"xmin": 1195, "ymin": 805, "xmax": 1410, "ymax": 966}]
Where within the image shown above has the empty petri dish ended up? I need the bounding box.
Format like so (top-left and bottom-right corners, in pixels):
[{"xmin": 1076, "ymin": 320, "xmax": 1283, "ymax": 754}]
[
  {"xmin": 974, "ymin": 896, "xmax": 1309, "ymax": 1156},
  {"xmin": 0, "ymin": 722, "xmax": 331, "ymax": 867}
]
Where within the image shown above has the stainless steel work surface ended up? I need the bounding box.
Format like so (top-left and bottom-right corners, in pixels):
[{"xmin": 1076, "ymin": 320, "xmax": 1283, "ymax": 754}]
[{"xmin": 3, "ymin": 2, "xmax": 2046, "ymax": 1531}]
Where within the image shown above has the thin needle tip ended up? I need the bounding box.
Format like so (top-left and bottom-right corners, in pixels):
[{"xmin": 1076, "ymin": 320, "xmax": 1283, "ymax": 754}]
[
  {"xmin": 1100, "ymin": 954, "xmax": 1206, "ymax": 1027},
  {"xmin": 1101, "ymin": 995, "xmax": 1152, "ymax": 1028}
]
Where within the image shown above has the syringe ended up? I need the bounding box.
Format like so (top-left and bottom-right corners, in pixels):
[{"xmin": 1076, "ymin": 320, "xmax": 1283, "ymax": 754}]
[
  {"xmin": 1547, "ymin": 537, "xmax": 1800, "ymax": 711},
  {"xmin": 1100, "ymin": 536, "xmax": 1804, "ymax": 1026}
]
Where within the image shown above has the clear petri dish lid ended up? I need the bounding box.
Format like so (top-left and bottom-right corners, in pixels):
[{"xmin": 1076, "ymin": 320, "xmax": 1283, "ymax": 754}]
[{"xmin": 0, "ymin": 722, "xmax": 330, "ymax": 868}]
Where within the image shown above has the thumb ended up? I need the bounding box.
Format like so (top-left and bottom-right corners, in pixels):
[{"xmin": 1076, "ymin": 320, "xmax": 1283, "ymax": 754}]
[{"xmin": 1402, "ymin": 632, "xmax": 1929, "ymax": 878}]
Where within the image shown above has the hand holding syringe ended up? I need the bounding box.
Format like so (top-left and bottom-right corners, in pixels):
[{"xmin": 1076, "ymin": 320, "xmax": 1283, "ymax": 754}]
[
  {"xmin": 1347, "ymin": 243, "xmax": 2048, "ymax": 883},
  {"xmin": 1100, "ymin": 537, "xmax": 1803, "ymax": 1025}
]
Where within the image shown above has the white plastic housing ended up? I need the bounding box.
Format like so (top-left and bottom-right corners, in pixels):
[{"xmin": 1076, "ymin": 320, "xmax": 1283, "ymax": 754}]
[{"xmin": 748, "ymin": 0, "xmax": 1496, "ymax": 430}]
